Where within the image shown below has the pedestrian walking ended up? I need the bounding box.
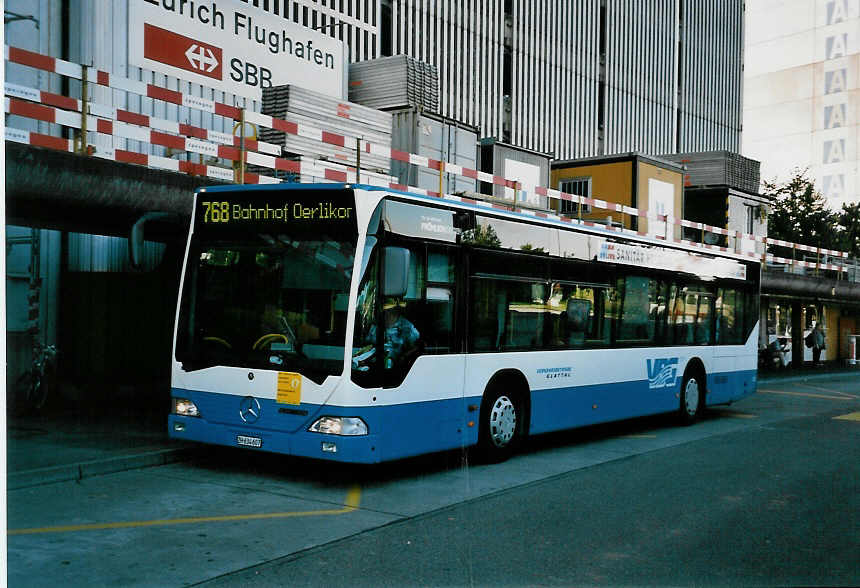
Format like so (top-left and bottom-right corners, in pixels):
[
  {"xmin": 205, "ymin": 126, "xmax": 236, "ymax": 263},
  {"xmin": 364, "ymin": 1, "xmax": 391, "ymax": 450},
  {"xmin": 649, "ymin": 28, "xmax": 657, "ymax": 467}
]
[{"xmin": 807, "ymin": 322, "xmax": 826, "ymax": 366}]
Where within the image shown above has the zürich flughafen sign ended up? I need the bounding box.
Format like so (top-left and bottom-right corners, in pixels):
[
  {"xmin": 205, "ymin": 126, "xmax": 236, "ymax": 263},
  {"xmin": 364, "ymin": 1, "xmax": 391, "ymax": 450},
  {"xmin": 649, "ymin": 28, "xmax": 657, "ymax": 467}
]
[{"xmin": 131, "ymin": 0, "xmax": 345, "ymax": 99}]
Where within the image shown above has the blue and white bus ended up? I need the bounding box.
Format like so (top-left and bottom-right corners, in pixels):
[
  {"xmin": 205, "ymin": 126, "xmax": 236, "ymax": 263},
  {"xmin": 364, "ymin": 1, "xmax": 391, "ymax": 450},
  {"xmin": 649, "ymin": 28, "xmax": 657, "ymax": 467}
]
[{"xmin": 169, "ymin": 183, "xmax": 760, "ymax": 463}]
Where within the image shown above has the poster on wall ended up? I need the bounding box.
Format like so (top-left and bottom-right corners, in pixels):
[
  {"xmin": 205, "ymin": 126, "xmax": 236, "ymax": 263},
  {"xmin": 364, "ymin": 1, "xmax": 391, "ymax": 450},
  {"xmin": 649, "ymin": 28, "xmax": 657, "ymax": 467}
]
[
  {"xmin": 128, "ymin": 0, "xmax": 346, "ymax": 100},
  {"xmin": 504, "ymin": 159, "xmax": 542, "ymax": 206},
  {"xmin": 647, "ymin": 178, "xmax": 674, "ymax": 239}
]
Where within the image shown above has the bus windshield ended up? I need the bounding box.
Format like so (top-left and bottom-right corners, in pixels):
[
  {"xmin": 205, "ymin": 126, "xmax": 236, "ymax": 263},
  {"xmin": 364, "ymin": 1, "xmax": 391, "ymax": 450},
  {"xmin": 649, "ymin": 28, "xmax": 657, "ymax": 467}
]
[{"xmin": 176, "ymin": 234, "xmax": 356, "ymax": 381}]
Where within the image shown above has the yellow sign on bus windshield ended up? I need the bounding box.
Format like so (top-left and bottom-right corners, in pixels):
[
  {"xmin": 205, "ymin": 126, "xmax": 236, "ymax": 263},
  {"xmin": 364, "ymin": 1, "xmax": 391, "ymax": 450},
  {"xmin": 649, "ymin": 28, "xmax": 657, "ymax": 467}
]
[{"xmin": 277, "ymin": 372, "xmax": 302, "ymax": 405}]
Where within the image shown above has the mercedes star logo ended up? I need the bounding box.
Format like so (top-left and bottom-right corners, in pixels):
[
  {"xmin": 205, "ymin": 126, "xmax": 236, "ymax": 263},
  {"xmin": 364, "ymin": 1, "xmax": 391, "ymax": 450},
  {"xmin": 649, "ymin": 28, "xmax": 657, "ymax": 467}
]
[{"xmin": 239, "ymin": 396, "xmax": 262, "ymax": 423}]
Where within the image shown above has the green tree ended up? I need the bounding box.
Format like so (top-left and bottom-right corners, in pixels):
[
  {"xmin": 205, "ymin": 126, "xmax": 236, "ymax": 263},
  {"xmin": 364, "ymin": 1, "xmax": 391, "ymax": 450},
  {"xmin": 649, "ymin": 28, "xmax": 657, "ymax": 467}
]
[
  {"xmin": 762, "ymin": 169, "xmax": 841, "ymax": 256},
  {"xmin": 836, "ymin": 202, "xmax": 860, "ymax": 258},
  {"xmin": 519, "ymin": 243, "xmax": 547, "ymax": 254},
  {"xmin": 461, "ymin": 224, "xmax": 501, "ymax": 247}
]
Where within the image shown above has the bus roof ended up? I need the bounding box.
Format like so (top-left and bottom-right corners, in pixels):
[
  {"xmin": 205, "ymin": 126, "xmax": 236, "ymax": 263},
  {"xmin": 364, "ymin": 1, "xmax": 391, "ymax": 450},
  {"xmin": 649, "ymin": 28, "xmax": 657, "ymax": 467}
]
[{"xmin": 196, "ymin": 182, "xmax": 761, "ymax": 267}]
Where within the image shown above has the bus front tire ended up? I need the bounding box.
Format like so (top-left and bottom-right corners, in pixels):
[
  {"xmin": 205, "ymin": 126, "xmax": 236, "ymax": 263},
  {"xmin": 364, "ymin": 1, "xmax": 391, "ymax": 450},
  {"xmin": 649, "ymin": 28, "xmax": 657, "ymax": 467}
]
[
  {"xmin": 679, "ymin": 370, "xmax": 704, "ymax": 425},
  {"xmin": 477, "ymin": 389, "xmax": 524, "ymax": 463}
]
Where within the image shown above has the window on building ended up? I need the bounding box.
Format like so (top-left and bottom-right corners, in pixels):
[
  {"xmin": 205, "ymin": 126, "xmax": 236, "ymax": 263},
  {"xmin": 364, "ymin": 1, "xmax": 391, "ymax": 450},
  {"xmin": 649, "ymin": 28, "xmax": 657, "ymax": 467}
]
[
  {"xmin": 559, "ymin": 177, "xmax": 592, "ymax": 215},
  {"xmin": 745, "ymin": 204, "xmax": 755, "ymax": 235}
]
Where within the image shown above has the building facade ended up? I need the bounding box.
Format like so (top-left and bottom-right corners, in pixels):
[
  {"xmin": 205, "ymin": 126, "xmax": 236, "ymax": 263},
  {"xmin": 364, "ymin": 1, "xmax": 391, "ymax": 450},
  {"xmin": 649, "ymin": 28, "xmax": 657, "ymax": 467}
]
[
  {"xmin": 244, "ymin": 0, "xmax": 745, "ymax": 160},
  {"xmin": 743, "ymin": 0, "xmax": 860, "ymax": 210},
  {"xmin": 5, "ymin": 0, "xmax": 745, "ymax": 161}
]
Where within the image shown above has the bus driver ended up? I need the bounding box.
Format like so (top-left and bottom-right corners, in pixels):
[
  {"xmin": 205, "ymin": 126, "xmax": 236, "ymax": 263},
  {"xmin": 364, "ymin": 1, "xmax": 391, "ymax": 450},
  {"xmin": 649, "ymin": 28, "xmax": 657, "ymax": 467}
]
[{"xmin": 354, "ymin": 300, "xmax": 420, "ymax": 371}]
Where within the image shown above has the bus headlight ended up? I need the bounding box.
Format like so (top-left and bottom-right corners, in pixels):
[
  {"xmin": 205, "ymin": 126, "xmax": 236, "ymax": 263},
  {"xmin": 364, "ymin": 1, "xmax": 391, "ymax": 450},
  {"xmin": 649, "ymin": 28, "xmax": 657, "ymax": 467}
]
[
  {"xmin": 173, "ymin": 398, "xmax": 200, "ymax": 417},
  {"xmin": 308, "ymin": 416, "xmax": 368, "ymax": 436}
]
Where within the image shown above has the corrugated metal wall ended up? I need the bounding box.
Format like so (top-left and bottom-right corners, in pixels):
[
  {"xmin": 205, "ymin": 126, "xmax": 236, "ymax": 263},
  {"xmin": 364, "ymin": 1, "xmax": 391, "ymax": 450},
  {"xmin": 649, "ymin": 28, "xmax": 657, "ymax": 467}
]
[
  {"xmin": 677, "ymin": 0, "xmax": 744, "ymax": 152},
  {"xmin": 561, "ymin": 1, "xmax": 601, "ymax": 160},
  {"xmin": 391, "ymin": 0, "xmax": 506, "ymax": 140},
  {"xmin": 604, "ymin": 0, "xmax": 679, "ymax": 155},
  {"xmin": 242, "ymin": 0, "xmax": 380, "ymax": 63},
  {"xmin": 5, "ymin": 0, "xmax": 744, "ymax": 172},
  {"xmin": 389, "ymin": 0, "xmax": 602, "ymax": 158},
  {"xmin": 67, "ymin": 233, "xmax": 166, "ymax": 273},
  {"xmin": 388, "ymin": 1, "xmax": 741, "ymax": 161},
  {"xmin": 509, "ymin": 0, "xmax": 602, "ymax": 158}
]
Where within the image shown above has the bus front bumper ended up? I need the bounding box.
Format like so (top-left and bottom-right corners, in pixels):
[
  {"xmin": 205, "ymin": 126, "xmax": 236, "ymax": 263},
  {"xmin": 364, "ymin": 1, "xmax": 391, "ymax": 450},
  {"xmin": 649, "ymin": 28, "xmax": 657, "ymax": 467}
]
[{"xmin": 168, "ymin": 415, "xmax": 382, "ymax": 464}]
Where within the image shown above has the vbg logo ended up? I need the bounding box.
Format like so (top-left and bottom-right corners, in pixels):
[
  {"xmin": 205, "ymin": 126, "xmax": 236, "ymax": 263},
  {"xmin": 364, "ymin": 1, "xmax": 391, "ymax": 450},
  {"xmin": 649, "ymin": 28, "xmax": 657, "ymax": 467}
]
[{"xmin": 647, "ymin": 358, "xmax": 679, "ymax": 389}]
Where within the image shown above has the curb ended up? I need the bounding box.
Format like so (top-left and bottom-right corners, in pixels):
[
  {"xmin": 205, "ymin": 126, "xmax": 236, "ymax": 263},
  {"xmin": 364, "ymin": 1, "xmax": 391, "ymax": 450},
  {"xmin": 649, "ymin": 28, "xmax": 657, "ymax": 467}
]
[
  {"xmin": 7, "ymin": 446, "xmax": 202, "ymax": 490},
  {"xmin": 759, "ymin": 369, "xmax": 860, "ymax": 385}
]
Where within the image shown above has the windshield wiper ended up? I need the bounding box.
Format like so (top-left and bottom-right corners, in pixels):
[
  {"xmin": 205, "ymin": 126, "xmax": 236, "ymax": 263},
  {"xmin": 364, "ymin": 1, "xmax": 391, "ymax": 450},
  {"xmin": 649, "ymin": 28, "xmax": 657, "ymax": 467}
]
[
  {"xmin": 179, "ymin": 349, "xmax": 222, "ymax": 372},
  {"xmin": 181, "ymin": 359, "xmax": 220, "ymax": 372}
]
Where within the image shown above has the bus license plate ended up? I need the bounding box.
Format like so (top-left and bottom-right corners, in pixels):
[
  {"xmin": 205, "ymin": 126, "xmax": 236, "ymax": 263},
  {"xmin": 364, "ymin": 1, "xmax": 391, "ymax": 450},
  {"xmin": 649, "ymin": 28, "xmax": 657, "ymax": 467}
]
[{"xmin": 236, "ymin": 435, "xmax": 262, "ymax": 448}]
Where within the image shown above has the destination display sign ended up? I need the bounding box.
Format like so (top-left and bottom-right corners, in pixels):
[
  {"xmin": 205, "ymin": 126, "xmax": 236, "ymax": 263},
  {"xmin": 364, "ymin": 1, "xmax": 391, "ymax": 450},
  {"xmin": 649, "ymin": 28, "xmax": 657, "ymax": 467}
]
[{"xmin": 193, "ymin": 189, "xmax": 357, "ymax": 236}]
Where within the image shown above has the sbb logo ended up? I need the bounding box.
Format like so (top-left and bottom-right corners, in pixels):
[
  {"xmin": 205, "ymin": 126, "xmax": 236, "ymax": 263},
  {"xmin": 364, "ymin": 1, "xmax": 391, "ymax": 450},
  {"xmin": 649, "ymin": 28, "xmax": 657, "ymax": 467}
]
[{"xmin": 229, "ymin": 58, "xmax": 272, "ymax": 89}]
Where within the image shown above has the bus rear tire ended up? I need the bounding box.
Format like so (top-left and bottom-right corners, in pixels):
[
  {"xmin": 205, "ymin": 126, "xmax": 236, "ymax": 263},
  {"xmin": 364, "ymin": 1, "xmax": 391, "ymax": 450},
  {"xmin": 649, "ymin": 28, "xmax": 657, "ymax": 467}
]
[
  {"xmin": 476, "ymin": 388, "xmax": 525, "ymax": 463},
  {"xmin": 678, "ymin": 369, "xmax": 704, "ymax": 425}
]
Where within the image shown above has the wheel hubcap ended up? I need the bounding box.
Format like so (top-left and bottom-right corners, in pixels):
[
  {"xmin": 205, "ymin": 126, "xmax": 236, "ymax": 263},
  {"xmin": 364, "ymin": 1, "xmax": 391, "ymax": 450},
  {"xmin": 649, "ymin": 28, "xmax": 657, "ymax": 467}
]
[
  {"xmin": 684, "ymin": 379, "xmax": 700, "ymax": 415},
  {"xmin": 489, "ymin": 395, "xmax": 517, "ymax": 447}
]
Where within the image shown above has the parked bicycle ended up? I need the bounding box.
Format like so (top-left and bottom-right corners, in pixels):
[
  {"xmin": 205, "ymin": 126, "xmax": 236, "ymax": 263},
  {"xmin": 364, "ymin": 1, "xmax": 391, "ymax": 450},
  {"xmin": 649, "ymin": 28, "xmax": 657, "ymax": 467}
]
[{"xmin": 10, "ymin": 343, "xmax": 58, "ymax": 417}]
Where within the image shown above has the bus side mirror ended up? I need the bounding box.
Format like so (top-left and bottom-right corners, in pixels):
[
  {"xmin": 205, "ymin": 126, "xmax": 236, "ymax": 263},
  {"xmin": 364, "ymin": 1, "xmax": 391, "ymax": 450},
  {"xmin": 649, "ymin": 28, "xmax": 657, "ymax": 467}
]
[
  {"xmin": 383, "ymin": 247, "xmax": 410, "ymax": 298},
  {"xmin": 130, "ymin": 212, "xmax": 171, "ymax": 270}
]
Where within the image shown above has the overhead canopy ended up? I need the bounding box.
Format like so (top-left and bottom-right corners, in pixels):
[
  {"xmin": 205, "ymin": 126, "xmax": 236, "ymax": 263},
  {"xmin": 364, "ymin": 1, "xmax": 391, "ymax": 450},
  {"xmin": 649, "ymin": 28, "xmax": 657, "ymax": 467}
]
[
  {"xmin": 762, "ymin": 271, "xmax": 860, "ymax": 305},
  {"xmin": 5, "ymin": 142, "xmax": 222, "ymax": 240}
]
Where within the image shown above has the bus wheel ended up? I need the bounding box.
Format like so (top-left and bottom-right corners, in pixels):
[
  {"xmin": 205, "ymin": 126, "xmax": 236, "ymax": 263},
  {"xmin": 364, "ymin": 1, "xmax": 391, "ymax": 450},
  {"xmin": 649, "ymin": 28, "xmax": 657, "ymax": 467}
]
[
  {"xmin": 679, "ymin": 370, "xmax": 704, "ymax": 425},
  {"xmin": 477, "ymin": 389, "xmax": 522, "ymax": 463}
]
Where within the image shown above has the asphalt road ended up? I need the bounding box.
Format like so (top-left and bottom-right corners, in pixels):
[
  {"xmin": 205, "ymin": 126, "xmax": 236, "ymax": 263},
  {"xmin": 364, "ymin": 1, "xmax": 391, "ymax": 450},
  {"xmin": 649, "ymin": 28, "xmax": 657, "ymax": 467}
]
[{"xmin": 7, "ymin": 374, "xmax": 859, "ymax": 587}]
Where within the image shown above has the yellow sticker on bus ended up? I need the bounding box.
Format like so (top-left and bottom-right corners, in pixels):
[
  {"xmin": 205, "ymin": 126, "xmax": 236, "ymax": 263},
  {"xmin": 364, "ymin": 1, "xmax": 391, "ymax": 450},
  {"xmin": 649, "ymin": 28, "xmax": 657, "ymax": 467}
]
[{"xmin": 277, "ymin": 372, "xmax": 302, "ymax": 405}]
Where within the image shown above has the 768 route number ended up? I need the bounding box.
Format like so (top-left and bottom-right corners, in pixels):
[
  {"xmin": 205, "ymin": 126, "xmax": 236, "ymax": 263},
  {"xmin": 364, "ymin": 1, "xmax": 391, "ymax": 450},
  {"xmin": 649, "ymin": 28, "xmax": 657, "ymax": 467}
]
[{"xmin": 201, "ymin": 201, "xmax": 230, "ymax": 223}]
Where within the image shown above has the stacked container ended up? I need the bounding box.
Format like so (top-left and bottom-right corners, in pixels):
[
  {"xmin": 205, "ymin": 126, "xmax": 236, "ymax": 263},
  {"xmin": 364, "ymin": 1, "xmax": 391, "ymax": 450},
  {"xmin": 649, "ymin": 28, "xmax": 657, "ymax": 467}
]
[
  {"xmin": 478, "ymin": 139, "xmax": 553, "ymax": 209},
  {"xmin": 260, "ymin": 85, "xmax": 393, "ymax": 175},
  {"xmin": 390, "ymin": 110, "xmax": 479, "ymax": 195},
  {"xmin": 348, "ymin": 55, "xmax": 440, "ymax": 112},
  {"xmin": 662, "ymin": 151, "xmax": 761, "ymax": 193}
]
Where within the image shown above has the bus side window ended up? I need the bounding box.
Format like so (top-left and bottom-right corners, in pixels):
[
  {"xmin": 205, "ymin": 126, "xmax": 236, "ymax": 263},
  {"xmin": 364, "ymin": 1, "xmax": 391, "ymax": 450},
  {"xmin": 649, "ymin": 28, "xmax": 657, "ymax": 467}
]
[
  {"xmin": 564, "ymin": 297, "xmax": 591, "ymax": 347},
  {"xmin": 470, "ymin": 278, "xmax": 498, "ymax": 351},
  {"xmin": 671, "ymin": 285, "xmax": 691, "ymax": 345},
  {"xmin": 388, "ymin": 245, "xmax": 425, "ymax": 365},
  {"xmin": 681, "ymin": 290, "xmax": 698, "ymax": 345},
  {"xmin": 385, "ymin": 245, "xmax": 457, "ymax": 361},
  {"xmin": 695, "ymin": 291, "xmax": 715, "ymax": 345},
  {"xmin": 549, "ymin": 284, "xmax": 607, "ymax": 348},
  {"xmin": 351, "ymin": 241, "xmax": 379, "ymax": 384},
  {"xmin": 617, "ymin": 276, "xmax": 656, "ymax": 344},
  {"xmin": 547, "ymin": 283, "xmax": 586, "ymax": 348},
  {"xmin": 503, "ymin": 281, "xmax": 547, "ymax": 350},
  {"xmin": 716, "ymin": 288, "xmax": 727, "ymax": 344},
  {"xmin": 470, "ymin": 278, "xmax": 547, "ymax": 351},
  {"xmin": 653, "ymin": 280, "xmax": 670, "ymax": 344},
  {"xmin": 424, "ymin": 249, "xmax": 455, "ymax": 354}
]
